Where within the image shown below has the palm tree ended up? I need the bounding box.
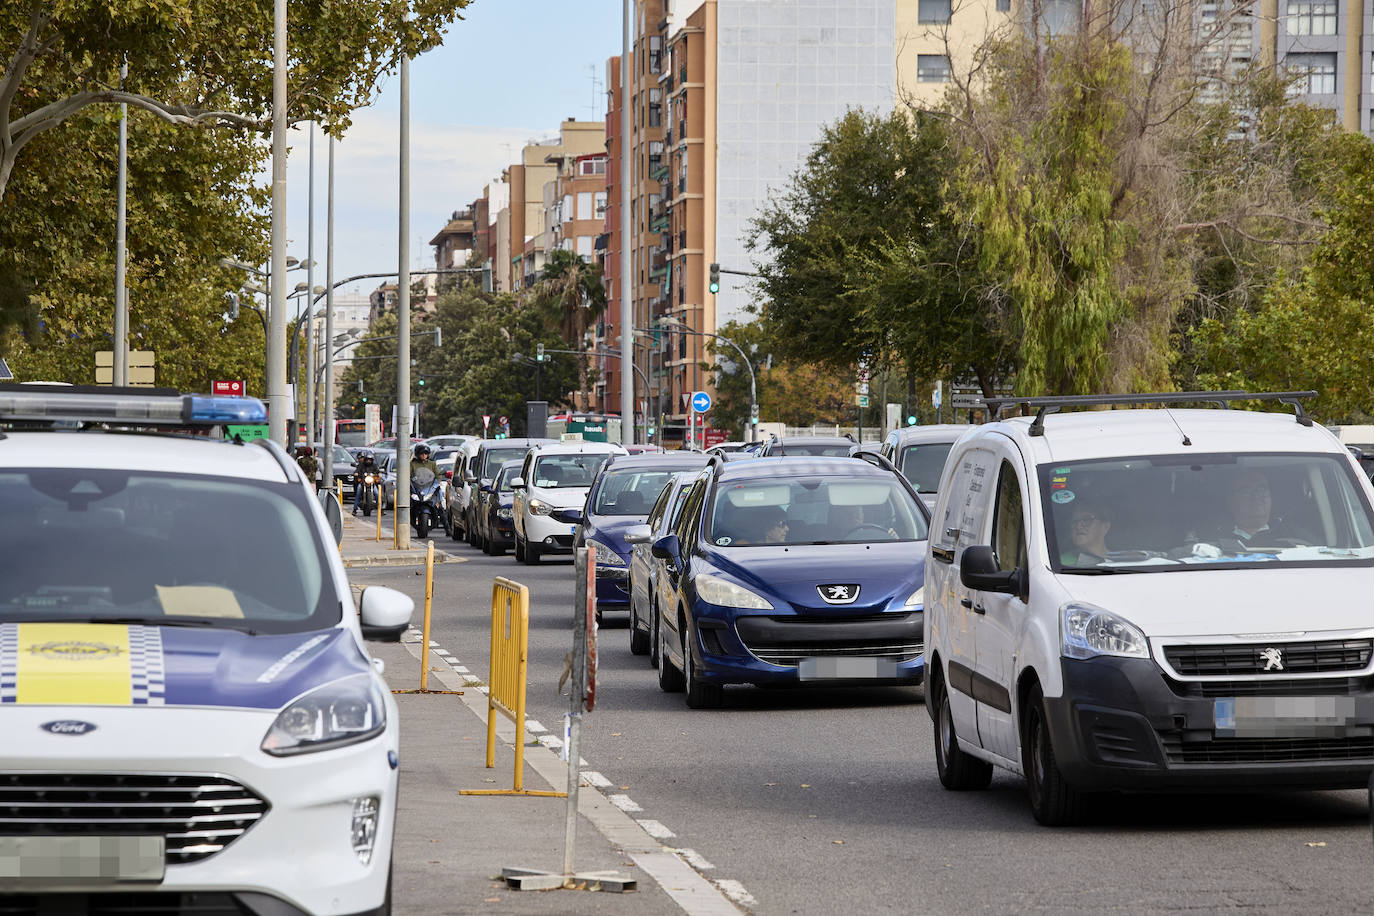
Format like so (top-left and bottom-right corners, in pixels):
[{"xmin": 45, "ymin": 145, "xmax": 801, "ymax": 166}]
[{"xmin": 535, "ymin": 249, "xmax": 607, "ymax": 408}]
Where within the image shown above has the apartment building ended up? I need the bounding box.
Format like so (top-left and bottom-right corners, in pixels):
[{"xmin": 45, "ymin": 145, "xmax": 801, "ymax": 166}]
[{"xmin": 428, "ymin": 208, "xmax": 476, "ymax": 269}]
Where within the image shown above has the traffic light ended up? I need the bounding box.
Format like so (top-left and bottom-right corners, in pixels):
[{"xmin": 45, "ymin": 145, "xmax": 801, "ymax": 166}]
[
  {"xmin": 417, "ymin": 377, "xmax": 425, "ymax": 387},
  {"xmin": 708, "ymin": 262, "xmax": 720, "ymax": 294},
  {"xmin": 536, "ymin": 343, "xmax": 545, "ymax": 362}
]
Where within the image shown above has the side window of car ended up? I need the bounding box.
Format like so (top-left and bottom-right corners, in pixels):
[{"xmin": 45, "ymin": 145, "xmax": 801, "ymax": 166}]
[
  {"xmin": 991, "ymin": 459, "xmax": 1027, "ymax": 572},
  {"xmin": 520, "ymin": 454, "xmax": 534, "ymax": 482},
  {"xmin": 647, "ymin": 482, "xmax": 672, "ymax": 528},
  {"xmin": 674, "ymin": 479, "xmax": 707, "ymax": 549}
]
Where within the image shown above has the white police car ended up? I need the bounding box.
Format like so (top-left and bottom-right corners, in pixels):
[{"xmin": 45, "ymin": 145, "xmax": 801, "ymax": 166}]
[{"xmin": 0, "ymin": 386, "xmax": 412, "ymax": 914}]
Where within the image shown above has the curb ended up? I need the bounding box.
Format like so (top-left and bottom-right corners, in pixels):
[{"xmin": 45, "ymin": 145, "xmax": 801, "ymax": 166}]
[{"xmin": 344, "ymin": 551, "xmax": 463, "ymax": 568}]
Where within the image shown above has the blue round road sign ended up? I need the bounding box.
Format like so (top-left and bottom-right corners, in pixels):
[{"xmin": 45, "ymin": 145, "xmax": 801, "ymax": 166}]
[{"xmin": 691, "ymin": 391, "xmax": 712, "ymax": 413}]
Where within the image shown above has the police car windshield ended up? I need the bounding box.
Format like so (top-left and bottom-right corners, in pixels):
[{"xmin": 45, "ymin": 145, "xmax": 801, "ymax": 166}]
[
  {"xmin": 1043, "ymin": 452, "xmax": 1374, "ymax": 572},
  {"xmin": 0, "ymin": 469, "xmax": 340, "ymax": 632},
  {"xmin": 592, "ymin": 469, "xmax": 677, "ymax": 516},
  {"xmin": 707, "ymin": 476, "xmax": 927, "ymax": 546}
]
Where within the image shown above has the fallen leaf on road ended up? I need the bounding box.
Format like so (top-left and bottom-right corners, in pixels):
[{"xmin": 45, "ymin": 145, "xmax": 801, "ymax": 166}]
[
  {"xmin": 764, "ymin": 783, "xmax": 776, "ymax": 787},
  {"xmin": 832, "ymin": 840, "xmax": 845, "ymax": 845},
  {"xmin": 484, "ymin": 897, "xmax": 501, "ymax": 903},
  {"xmin": 612, "ymin": 732, "xmax": 623, "ymax": 737},
  {"xmin": 620, "ymin": 785, "xmax": 630, "ymax": 790},
  {"xmin": 801, "ymin": 784, "xmax": 811, "ymax": 788},
  {"xmin": 1306, "ymin": 842, "xmax": 1327, "ymax": 848}
]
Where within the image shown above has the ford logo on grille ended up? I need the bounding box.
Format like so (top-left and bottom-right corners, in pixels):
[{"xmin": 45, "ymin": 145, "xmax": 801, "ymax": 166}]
[
  {"xmin": 41, "ymin": 720, "xmax": 98, "ymax": 736},
  {"xmin": 818, "ymin": 584, "xmax": 860, "ymax": 605}
]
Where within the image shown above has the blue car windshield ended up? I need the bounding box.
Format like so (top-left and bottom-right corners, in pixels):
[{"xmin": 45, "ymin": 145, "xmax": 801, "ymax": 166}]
[
  {"xmin": 1043, "ymin": 452, "xmax": 1374, "ymax": 572},
  {"xmin": 0, "ymin": 469, "xmax": 339, "ymax": 632},
  {"xmin": 593, "ymin": 469, "xmax": 678, "ymax": 516},
  {"xmin": 707, "ymin": 476, "xmax": 927, "ymax": 546}
]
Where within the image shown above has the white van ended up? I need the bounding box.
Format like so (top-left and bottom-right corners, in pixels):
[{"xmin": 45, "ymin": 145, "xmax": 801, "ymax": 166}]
[{"xmin": 924, "ymin": 392, "xmax": 1374, "ymax": 825}]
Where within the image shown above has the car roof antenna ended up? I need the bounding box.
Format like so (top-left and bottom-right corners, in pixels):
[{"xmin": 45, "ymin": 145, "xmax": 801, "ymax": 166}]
[{"xmin": 1163, "ymin": 407, "xmax": 1192, "ymax": 446}]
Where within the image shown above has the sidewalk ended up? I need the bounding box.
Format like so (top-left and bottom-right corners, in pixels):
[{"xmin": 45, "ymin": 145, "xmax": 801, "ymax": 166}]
[
  {"xmin": 342, "ymin": 518, "xmax": 738, "ymax": 915},
  {"xmin": 339, "ymin": 505, "xmax": 461, "ymax": 568}
]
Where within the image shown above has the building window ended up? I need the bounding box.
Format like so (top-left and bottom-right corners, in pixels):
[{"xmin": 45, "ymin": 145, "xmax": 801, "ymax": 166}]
[
  {"xmin": 996, "ymin": 0, "xmax": 1010, "ymax": 10},
  {"xmin": 577, "ymin": 192, "xmax": 593, "ymax": 222},
  {"xmin": 648, "ymin": 88, "xmax": 663, "ymax": 128},
  {"xmin": 649, "ymin": 36, "xmax": 663, "ymax": 74},
  {"xmin": 918, "ymin": 0, "xmax": 952, "ymax": 23},
  {"xmin": 1286, "ymin": 52, "xmax": 1337, "ymax": 94},
  {"xmin": 579, "ymin": 157, "xmax": 606, "ymax": 176},
  {"xmin": 594, "ymin": 191, "xmax": 608, "ymax": 218},
  {"xmin": 916, "ymin": 54, "xmax": 951, "ymax": 83},
  {"xmin": 648, "ymin": 140, "xmax": 664, "ymax": 173},
  {"xmin": 1285, "ymin": 0, "xmax": 1336, "ymax": 35}
]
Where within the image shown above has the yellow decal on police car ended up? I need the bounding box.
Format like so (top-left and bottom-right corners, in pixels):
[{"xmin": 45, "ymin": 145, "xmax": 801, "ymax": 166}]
[{"xmin": 13, "ymin": 623, "xmax": 133, "ymax": 706}]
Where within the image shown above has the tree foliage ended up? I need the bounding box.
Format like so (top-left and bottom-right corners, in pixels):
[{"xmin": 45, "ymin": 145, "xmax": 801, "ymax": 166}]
[{"xmin": 0, "ymin": 0, "xmax": 471, "ymax": 198}]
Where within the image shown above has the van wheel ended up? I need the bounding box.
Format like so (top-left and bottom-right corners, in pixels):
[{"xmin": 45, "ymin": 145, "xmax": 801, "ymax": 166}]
[
  {"xmin": 657, "ymin": 621, "xmax": 683, "ymax": 693},
  {"xmin": 933, "ymin": 673, "xmax": 992, "ymax": 790},
  {"xmin": 1023, "ymin": 683, "xmax": 1083, "ymax": 826},
  {"xmin": 683, "ymin": 621, "xmax": 723, "ymax": 709}
]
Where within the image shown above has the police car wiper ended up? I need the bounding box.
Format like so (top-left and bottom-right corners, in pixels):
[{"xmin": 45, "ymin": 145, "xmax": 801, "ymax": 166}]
[{"xmin": 78, "ymin": 615, "xmax": 262, "ymax": 635}]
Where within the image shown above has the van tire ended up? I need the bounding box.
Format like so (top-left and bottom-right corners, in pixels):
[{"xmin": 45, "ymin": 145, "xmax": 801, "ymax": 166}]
[
  {"xmin": 1023, "ymin": 684, "xmax": 1083, "ymax": 826},
  {"xmin": 932, "ymin": 673, "xmax": 992, "ymax": 790}
]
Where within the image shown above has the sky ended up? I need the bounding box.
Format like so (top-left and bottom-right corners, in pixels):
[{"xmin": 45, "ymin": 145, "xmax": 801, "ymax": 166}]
[{"xmin": 279, "ymin": 1, "xmax": 624, "ymax": 299}]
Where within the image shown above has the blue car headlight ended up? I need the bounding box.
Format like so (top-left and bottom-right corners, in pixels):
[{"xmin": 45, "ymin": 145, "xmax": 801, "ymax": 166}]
[
  {"xmin": 696, "ymin": 573, "xmax": 773, "ymax": 610},
  {"xmin": 587, "ymin": 538, "xmax": 626, "ymax": 567},
  {"xmin": 904, "ymin": 586, "xmax": 924, "ymax": 609}
]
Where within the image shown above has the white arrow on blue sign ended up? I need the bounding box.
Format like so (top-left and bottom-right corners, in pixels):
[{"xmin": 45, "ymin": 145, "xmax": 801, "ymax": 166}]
[{"xmin": 691, "ymin": 390, "xmax": 712, "ymax": 413}]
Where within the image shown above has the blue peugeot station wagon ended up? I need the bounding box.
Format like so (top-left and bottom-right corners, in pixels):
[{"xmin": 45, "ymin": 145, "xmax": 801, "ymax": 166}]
[{"xmin": 652, "ymin": 456, "xmax": 930, "ymax": 708}]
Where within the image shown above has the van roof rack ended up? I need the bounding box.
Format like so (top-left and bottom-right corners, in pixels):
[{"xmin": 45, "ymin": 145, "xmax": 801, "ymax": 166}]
[{"xmin": 982, "ymin": 391, "xmax": 1318, "ymax": 437}]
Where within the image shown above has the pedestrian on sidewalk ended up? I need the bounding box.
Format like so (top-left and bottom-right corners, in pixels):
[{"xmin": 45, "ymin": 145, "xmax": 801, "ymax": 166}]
[{"xmin": 295, "ymin": 445, "xmax": 320, "ymax": 491}]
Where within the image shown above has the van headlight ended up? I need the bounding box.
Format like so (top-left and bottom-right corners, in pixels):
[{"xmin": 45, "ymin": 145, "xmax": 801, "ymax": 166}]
[
  {"xmin": 696, "ymin": 573, "xmax": 773, "ymax": 609},
  {"xmin": 587, "ymin": 538, "xmax": 626, "ymax": 567},
  {"xmin": 1061, "ymin": 603, "xmax": 1149, "ymax": 659},
  {"xmin": 262, "ymin": 674, "xmax": 387, "ymax": 756}
]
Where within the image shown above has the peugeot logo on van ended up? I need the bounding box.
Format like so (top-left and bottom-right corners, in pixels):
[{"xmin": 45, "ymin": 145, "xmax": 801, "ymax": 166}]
[
  {"xmin": 41, "ymin": 720, "xmax": 98, "ymax": 736},
  {"xmin": 1259, "ymin": 648, "xmax": 1284, "ymax": 671},
  {"xmin": 818, "ymin": 584, "xmax": 860, "ymax": 605}
]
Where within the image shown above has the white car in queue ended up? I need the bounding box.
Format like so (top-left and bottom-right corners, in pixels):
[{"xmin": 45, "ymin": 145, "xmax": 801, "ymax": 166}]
[
  {"xmin": 0, "ymin": 386, "xmax": 413, "ymax": 914},
  {"xmin": 511, "ymin": 440, "xmax": 626, "ymax": 563}
]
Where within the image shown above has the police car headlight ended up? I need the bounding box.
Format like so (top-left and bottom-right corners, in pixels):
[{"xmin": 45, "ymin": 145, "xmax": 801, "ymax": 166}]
[
  {"xmin": 528, "ymin": 498, "xmax": 553, "ymax": 516},
  {"xmin": 696, "ymin": 573, "xmax": 773, "ymax": 610},
  {"xmin": 261, "ymin": 674, "xmax": 387, "ymax": 756},
  {"xmin": 904, "ymin": 586, "xmax": 924, "ymax": 608},
  {"xmin": 587, "ymin": 538, "xmax": 626, "ymax": 567},
  {"xmin": 497, "ymin": 507, "xmax": 513, "ymax": 519},
  {"xmin": 1061, "ymin": 603, "xmax": 1149, "ymax": 659}
]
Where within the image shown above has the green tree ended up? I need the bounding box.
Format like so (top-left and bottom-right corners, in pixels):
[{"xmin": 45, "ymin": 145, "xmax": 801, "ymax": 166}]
[
  {"xmin": 0, "ymin": 0, "xmax": 471, "ymax": 199},
  {"xmin": 529, "ymin": 248, "xmax": 607, "ymax": 409}
]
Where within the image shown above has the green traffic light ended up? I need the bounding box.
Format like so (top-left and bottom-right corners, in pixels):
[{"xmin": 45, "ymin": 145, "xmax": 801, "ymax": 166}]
[{"xmin": 907, "ymin": 415, "xmax": 917, "ymax": 425}]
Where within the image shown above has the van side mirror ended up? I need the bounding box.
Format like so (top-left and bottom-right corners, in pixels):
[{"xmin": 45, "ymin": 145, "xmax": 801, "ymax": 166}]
[
  {"xmin": 651, "ymin": 534, "xmax": 680, "ymax": 561},
  {"xmin": 960, "ymin": 545, "xmax": 1027, "ymax": 599}
]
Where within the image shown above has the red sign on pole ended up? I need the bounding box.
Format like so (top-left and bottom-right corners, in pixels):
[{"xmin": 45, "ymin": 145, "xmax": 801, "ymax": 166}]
[
  {"xmin": 702, "ymin": 427, "xmax": 729, "ymax": 448},
  {"xmin": 212, "ymin": 380, "xmax": 244, "ymax": 396}
]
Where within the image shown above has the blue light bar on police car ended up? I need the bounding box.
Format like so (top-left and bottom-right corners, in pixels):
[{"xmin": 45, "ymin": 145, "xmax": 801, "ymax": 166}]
[{"xmin": 0, "ymin": 388, "xmax": 268, "ymax": 426}]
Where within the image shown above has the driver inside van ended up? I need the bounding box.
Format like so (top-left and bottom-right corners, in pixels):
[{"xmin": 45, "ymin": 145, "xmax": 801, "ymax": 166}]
[{"xmin": 1061, "ymin": 502, "xmax": 1112, "ymax": 566}]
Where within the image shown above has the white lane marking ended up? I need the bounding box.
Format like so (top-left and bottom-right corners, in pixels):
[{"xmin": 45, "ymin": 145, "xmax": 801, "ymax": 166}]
[
  {"xmin": 391, "ymin": 630, "xmax": 744, "ymax": 916},
  {"xmin": 462, "ymin": 674, "xmax": 480, "ymax": 683},
  {"xmin": 637, "ymin": 819, "xmax": 675, "ymax": 839},
  {"xmin": 715, "ymin": 880, "xmax": 757, "ymax": 908},
  {"xmin": 677, "ymin": 848, "xmax": 715, "ymax": 871},
  {"xmin": 607, "ymin": 794, "xmax": 643, "ymax": 813},
  {"xmin": 581, "ymin": 770, "xmax": 613, "ymax": 788},
  {"xmin": 453, "ymin": 665, "xmax": 470, "ymax": 673},
  {"xmin": 537, "ymin": 735, "xmax": 563, "ymax": 750},
  {"xmin": 525, "ymin": 719, "xmax": 547, "ymax": 733}
]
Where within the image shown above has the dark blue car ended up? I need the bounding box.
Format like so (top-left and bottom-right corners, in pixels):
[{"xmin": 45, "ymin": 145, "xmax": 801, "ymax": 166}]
[
  {"xmin": 652, "ymin": 456, "xmax": 929, "ymax": 708},
  {"xmin": 580, "ymin": 453, "xmax": 711, "ymax": 619}
]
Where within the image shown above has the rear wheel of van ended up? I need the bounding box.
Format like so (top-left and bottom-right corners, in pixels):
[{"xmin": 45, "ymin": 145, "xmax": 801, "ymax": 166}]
[
  {"xmin": 932, "ymin": 672, "xmax": 993, "ymax": 791},
  {"xmin": 1023, "ymin": 684, "xmax": 1083, "ymax": 826}
]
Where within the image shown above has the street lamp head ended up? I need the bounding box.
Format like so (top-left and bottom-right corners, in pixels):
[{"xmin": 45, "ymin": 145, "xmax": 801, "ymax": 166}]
[
  {"xmin": 294, "ymin": 281, "xmax": 309, "ymax": 292},
  {"xmin": 220, "ymin": 257, "xmax": 256, "ymax": 273},
  {"xmin": 312, "ymin": 285, "xmax": 326, "ymax": 295},
  {"xmin": 659, "ymin": 316, "xmax": 684, "ymax": 329},
  {"xmin": 286, "ymin": 256, "xmax": 300, "ymax": 268},
  {"xmin": 241, "ymin": 282, "xmax": 264, "ymax": 295}
]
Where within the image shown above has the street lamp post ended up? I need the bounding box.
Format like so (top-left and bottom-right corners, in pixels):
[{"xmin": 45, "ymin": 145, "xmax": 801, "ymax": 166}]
[{"xmin": 656, "ymin": 317, "xmax": 759, "ymax": 444}]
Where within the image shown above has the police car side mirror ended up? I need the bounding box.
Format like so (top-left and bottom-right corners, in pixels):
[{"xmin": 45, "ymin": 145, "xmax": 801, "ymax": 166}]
[
  {"xmin": 960, "ymin": 545, "xmax": 1027, "ymax": 599},
  {"xmin": 359, "ymin": 586, "xmax": 413, "ymax": 642}
]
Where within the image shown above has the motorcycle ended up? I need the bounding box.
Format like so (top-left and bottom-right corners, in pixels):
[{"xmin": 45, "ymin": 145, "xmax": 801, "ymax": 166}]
[
  {"xmin": 411, "ymin": 467, "xmax": 443, "ymax": 538},
  {"xmin": 357, "ymin": 471, "xmax": 378, "ymax": 517}
]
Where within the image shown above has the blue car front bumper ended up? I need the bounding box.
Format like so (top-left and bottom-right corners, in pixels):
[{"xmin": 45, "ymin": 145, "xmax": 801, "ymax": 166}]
[
  {"xmin": 594, "ymin": 567, "xmax": 632, "ymax": 609},
  {"xmin": 690, "ymin": 607, "xmax": 925, "ymax": 687}
]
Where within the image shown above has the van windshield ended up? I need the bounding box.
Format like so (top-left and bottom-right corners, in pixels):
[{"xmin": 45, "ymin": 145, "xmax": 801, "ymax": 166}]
[
  {"xmin": 1042, "ymin": 453, "xmax": 1374, "ymax": 572},
  {"xmin": 899, "ymin": 442, "xmax": 955, "ymax": 494}
]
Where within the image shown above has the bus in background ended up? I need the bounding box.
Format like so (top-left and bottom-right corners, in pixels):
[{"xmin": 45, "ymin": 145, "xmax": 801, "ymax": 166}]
[
  {"xmin": 334, "ymin": 417, "xmax": 368, "ymax": 448},
  {"xmin": 546, "ymin": 412, "xmax": 621, "ymax": 444}
]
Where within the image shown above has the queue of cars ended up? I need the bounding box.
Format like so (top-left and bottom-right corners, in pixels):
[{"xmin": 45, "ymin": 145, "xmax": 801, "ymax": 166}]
[{"xmin": 432, "ymin": 392, "xmax": 1374, "ymax": 827}]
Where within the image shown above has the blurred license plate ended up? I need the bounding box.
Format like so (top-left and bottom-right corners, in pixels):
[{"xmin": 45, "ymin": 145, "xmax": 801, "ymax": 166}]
[
  {"xmin": 1214, "ymin": 696, "xmax": 1360, "ymax": 738},
  {"xmin": 799, "ymin": 657, "xmax": 898, "ymax": 680},
  {"xmin": 569, "ymin": 525, "xmax": 577, "ymax": 536},
  {"xmin": 0, "ymin": 835, "xmax": 165, "ymax": 884}
]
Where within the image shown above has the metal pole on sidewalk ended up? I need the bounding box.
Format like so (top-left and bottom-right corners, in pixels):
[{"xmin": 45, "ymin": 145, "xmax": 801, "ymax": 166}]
[
  {"xmin": 564, "ymin": 545, "xmax": 588, "ymax": 877},
  {"xmin": 619, "ymin": 0, "xmax": 634, "ymax": 446},
  {"xmin": 419, "ymin": 539, "xmax": 434, "ymax": 691},
  {"xmin": 323, "ymin": 135, "xmax": 337, "ymax": 488},
  {"xmin": 114, "ymin": 59, "xmax": 129, "ymax": 387},
  {"xmin": 306, "ymin": 123, "xmax": 317, "ymax": 447}
]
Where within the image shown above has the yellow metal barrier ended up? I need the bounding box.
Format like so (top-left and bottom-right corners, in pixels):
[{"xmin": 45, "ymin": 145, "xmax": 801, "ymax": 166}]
[{"xmin": 461, "ymin": 577, "xmax": 565, "ymax": 798}]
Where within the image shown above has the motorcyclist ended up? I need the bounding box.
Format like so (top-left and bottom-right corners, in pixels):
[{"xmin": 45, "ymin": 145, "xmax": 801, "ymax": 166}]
[
  {"xmin": 352, "ymin": 449, "xmax": 379, "ymax": 515},
  {"xmin": 410, "ymin": 444, "xmax": 439, "ymax": 483}
]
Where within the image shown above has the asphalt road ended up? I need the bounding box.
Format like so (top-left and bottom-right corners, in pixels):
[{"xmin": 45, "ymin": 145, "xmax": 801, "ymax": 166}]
[{"xmin": 354, "ymin": 533, "xmax": 1374, "ymax": 915}]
